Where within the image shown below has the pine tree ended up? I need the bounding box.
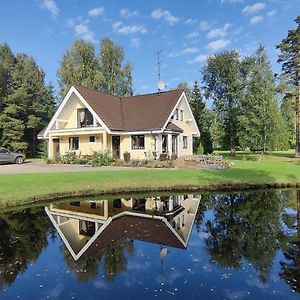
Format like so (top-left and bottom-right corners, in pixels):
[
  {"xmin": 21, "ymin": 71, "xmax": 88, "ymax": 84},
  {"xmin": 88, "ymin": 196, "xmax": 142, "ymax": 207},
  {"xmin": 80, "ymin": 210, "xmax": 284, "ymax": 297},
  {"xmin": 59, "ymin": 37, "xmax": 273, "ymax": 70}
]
[
  {"xmin": 0, "ymin": 44, "xmax": 55, "ymax": 154},
  {"xmin": 277, "ymin": 16, "xmax": 300, "ymax": 157},
  {"xmin": 190, "ymin": 81, "xmax": 213, "ymax": 154}
]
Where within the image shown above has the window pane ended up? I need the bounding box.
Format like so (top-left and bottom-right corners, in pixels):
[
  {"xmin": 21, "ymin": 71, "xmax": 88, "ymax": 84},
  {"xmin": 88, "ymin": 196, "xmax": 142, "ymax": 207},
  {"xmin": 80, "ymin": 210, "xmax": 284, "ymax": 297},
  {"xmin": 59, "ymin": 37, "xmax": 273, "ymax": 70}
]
[
  {"xmin": 131, "ymin": 135, "xmax": 145, "ymax": 149},
  {"xmin": 89, "ymin": 136, "xmax": 95, "ymax": 143}
]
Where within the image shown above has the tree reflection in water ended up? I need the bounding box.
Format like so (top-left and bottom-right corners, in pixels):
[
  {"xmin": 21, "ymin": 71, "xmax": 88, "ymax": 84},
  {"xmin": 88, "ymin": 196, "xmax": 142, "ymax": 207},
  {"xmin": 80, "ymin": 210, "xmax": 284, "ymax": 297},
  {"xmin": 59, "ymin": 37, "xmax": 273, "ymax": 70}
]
[
  {"xmin": 62, "ymin": 238, "xmax": 134, "ymax": 282},
  {"xmin": 0, "ymin": 208, "xmax": 52, "ymax": 288},
  {"xmin": 280, "ymin": 190, "xmax": 300, "ymax": 293},
  {"xmin": 203, "ymin": 190, "xmax": 283, "ymax": 282}
]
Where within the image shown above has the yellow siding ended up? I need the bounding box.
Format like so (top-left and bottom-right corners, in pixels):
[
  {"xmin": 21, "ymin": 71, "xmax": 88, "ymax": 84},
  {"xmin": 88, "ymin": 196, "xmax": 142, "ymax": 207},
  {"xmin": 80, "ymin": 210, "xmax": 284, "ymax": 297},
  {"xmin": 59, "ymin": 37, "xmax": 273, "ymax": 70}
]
[
  {"xmin": 171, "ymin": 97, "xmax": 196, "ymax": 156},
  {"xmin": 120, "ymin": 134, "xmax": 155, "ymax": 160}
]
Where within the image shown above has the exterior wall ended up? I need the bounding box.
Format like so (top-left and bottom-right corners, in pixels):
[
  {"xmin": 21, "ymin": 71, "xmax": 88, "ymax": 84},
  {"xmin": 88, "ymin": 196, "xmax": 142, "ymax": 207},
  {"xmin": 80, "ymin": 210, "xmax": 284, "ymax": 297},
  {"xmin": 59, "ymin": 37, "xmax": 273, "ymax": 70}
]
[
  {"xmin": 171, "ymin": 97, "xmax": 197, "ymax": 156},
  {"xmin": 120, "ymin": 134, "xmax": 155, "ymax": 160},
  {"xmin": 48, "ymin": 132, "xmax": 105, "ymax": 158}
]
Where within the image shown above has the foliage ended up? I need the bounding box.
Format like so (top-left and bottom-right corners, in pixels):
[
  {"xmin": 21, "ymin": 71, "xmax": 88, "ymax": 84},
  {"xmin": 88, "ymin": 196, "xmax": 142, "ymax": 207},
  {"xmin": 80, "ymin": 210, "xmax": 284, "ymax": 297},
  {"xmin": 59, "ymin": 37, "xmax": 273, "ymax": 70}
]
[
  {"xmin": 58, "ymin": 38, "xmax": 132, "ymax": 98},
  {"xmin": 0, "ymin": 43, "xmax": 56, "ymax": 155},
  {"xmin": 191, "ymin": 81, "xmax": 213, "ymax": 154},
  {"xmin": 91, "ymin": 150, "xmax": 116, "ymax": 167},
  {"xmin": 58, "ymin": 39, "xmax": 102, "ymax": 98},
  {"xmin": 99, "ymin": 38, "xmax": 133, "ymax": 96},
  {"xmin": 202, "ymin": 51, "xmax": 246, "ymax": 154},
  {"xmin": 277, "ymin": 16, "xmax": 300, "ymax": 156},
  {"xmin": 238, "ymin": 45, "xmax": 288, "ymax": 151}
]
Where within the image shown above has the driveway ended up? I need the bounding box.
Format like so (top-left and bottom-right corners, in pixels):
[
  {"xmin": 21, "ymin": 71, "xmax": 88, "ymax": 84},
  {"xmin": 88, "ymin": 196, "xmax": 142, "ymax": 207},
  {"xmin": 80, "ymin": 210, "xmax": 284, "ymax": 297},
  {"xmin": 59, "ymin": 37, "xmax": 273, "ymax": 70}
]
[{"xmin": 0, "ymin": 159, "xmax": 148, "ymax": 174}]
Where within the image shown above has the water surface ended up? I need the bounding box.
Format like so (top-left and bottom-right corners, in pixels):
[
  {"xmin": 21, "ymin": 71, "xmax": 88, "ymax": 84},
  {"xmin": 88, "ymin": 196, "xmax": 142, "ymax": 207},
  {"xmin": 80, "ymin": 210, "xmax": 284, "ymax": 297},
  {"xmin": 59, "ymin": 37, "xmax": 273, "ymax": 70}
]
[{"xmin": 0, "ymin": 190, "xmax": 299, "ymax": 299}]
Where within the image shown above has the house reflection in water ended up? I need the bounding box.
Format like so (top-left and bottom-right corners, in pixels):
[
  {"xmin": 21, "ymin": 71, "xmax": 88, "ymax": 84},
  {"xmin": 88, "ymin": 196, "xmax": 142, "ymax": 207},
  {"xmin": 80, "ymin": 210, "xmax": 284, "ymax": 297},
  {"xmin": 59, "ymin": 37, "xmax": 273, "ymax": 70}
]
[{"xmin": 45, "ymin": 195, "xmax": 200, "ymax": 261}]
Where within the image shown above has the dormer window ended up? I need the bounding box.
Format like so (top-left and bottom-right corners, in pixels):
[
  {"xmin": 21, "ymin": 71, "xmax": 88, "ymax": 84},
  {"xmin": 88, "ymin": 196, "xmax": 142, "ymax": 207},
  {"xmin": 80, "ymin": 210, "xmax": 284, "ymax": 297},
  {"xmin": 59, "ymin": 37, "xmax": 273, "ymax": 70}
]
[
  {"xmin": 78, "ymin": 108, "xmax": 93, "ymax": 128},
  {"xmin": 175, "ymin": 109, "xmax": 179, "ymax": 120}
]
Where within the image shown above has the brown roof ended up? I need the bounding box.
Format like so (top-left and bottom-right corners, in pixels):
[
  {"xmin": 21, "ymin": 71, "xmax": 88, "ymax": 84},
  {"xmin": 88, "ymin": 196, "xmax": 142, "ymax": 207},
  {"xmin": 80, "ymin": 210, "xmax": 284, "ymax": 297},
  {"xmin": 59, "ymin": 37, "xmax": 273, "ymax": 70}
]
[
  {"xmin": 166, "ymin": 122, "xmax": 183, "ymax": 133},
  {"xmin": 81, "ymin": 215, "xmax": 185, "ymax": 259},
  {"xmin": 74, "ymin": 85, "xmax": 183, "ymax": 132}
]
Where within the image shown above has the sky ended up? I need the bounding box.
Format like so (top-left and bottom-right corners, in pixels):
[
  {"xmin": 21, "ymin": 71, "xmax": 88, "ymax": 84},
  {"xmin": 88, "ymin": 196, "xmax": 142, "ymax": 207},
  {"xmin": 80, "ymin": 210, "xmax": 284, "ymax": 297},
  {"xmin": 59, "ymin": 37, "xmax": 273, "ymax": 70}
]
[{"xmin": 0, "ymin": 0, "xmax": 299, "ymax": 95}]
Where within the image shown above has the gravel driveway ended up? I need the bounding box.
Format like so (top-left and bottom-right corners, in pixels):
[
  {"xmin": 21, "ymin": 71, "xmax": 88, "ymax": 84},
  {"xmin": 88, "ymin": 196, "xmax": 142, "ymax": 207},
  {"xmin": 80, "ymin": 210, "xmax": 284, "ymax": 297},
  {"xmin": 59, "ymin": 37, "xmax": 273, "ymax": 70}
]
[{"xmin": 0, "ymin": 159, "xmax": 145, "ymax": 174}]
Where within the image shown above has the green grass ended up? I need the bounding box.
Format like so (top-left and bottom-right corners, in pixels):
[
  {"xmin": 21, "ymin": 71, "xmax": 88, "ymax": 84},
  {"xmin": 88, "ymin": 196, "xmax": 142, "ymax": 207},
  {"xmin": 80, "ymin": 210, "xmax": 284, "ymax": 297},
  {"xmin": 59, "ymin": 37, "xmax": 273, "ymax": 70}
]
[{"xmin": 0, "ymin": 150, "xmax": 300, "ymax": 208}]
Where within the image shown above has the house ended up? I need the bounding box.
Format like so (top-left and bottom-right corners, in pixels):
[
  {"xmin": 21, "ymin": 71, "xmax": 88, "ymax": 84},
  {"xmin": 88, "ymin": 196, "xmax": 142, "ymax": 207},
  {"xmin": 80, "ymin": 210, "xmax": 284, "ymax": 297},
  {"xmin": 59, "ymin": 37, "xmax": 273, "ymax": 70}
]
[
  {"xmin": 39, "ymin": 85, "xmax": 200, "ymax": 160},
  {"xmin": 45, "ymin": 195, "xmax": 200, "ymax": 261}
]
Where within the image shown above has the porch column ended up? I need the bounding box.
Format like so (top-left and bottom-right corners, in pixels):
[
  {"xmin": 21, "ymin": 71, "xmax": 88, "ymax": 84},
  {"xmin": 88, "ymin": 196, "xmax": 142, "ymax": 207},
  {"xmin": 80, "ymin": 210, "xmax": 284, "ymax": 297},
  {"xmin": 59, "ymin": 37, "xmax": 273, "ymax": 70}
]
[
  {"xmin": 48, "ymin": 138, "xmax": 54, "ymax": 159},
  {"xmin": 103, "ymin": 131, "xmax": 108, "ymax": 151},
  {"xmin": 167, "ymin": 134, "xmax": 172, "ymax": 156}
]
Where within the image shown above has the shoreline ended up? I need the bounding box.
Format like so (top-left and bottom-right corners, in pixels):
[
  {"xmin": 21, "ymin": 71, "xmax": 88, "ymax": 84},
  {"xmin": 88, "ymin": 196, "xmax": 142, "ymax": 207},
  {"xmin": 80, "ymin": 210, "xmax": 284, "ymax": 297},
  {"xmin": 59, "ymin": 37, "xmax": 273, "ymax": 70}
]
[{"xmin": 1, "ymin": 181, "xmax": 299, "ymax": 211}]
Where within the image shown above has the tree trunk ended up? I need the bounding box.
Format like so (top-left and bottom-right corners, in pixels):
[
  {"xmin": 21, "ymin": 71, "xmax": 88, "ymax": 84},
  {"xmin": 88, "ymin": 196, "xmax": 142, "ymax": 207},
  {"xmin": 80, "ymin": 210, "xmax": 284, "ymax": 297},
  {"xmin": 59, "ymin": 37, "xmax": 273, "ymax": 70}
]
[
  {"xmin": 295, "ymin": 92, "xmax": 300, "ymax": 157},
  {"xmin": 297, "ymin": 190, "xmax": 300, "ymax": 237}
]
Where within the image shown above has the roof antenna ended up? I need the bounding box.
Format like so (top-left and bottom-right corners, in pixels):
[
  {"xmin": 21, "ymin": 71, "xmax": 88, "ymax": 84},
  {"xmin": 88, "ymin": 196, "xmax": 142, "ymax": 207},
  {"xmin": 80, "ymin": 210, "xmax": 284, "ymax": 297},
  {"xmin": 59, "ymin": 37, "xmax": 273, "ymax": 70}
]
[{"xmin": 157, "ymin": 50, "xmax": 165, "ymax": 93}]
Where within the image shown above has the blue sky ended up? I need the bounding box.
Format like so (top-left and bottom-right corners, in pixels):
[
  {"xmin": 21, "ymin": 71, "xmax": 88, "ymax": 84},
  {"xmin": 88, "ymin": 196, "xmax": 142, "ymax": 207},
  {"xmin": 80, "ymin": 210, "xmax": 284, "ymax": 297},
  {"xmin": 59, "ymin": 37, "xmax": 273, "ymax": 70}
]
[{"xmin": 0, "ymin": 0, "xmax": 299, "ymax": 95}]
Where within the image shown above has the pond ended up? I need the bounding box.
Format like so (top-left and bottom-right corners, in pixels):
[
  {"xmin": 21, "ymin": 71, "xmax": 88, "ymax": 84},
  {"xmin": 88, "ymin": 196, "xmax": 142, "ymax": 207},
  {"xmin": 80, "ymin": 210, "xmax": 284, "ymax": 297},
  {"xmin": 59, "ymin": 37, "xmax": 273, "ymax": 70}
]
[{"xmin": 0, "ymin": 189, "xmax": 299, "ymax": 300}]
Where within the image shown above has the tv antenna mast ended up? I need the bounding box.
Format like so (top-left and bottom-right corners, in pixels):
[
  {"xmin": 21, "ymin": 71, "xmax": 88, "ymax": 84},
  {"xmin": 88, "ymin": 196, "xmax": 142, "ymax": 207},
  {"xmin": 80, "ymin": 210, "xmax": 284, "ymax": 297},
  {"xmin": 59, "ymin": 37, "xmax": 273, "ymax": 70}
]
[{"xmin": 156, "ymin": 50, "xmax": 165, "ymax": 92}]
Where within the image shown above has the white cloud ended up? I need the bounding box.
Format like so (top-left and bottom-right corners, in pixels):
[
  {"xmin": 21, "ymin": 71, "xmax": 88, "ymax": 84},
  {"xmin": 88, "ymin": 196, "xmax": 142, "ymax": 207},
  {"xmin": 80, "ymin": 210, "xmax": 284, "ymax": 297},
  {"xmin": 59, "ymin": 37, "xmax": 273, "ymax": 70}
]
[
  {"xmin": 40, "ymin": 0, "xmax": 59, "ymax": 18},
  {"xmin": 200, "ymin": 21, "xmax": 213, "ymax": 31},
  {"xmin": 267, "ymin": 9, "xmax": 277, "ymax": 17},
  {"xmin": 151, "ymin": 8, "xmax": 179, "ymax": 25},
  {"xmin": 88, "ymin": 7, "xmax": 104, "ymax": 17},
  {"xmin": 221, "ymin": 0, "xmax": 244, "ymax": 3},
  {"xmin": 185, "ymin": 18, "xmax": 197, "ymax": 25},
  {"xmin": 207, "ymin": 23, "xmax": 231, "ymax": 39},
  {"xmin": 169, "ymin": 47, "xmax": 199, "ymax": 58},
  {"xmin": 249, "ymin": 15, "xmax": 263, "ymax": 25},
  {"xmin": 130, "ymin": 38, "xmax": 140, "ymax": 48},
  {"xmin": 242, "ymin": 2, "xmax": 266, "ymax": 14},
  {"xmin": 68, "ymin": 19, "xmax": 96, "ymax": 43},
  {"xmin": 208, "ymin": 39, "xmax": 231, "ymax": 51},
  {"xmin": 120, "ymin": 8, "xmax": 140, "ymax": 18},
  {"xmin": 112, "ymin": 21, "xmax": 147, "ymax": 35},
  {"xmin": 186, "ymin": 31, "xmax": 199, "ymax": 39},
  {"xmin": 194, "ymin": 54, "xmax": 208, "ymax": 63}
]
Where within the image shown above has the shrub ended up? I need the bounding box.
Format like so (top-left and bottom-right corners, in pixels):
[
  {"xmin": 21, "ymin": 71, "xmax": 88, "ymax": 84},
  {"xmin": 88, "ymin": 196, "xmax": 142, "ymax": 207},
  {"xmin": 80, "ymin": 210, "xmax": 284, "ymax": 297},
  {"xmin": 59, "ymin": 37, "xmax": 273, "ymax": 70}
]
[
  {"xmin": 91, "ymin": 150, "xmax": 116, "ymax": 167},
  {"xmin": 123, "ymin": 151, "xmax": 131, "ymax": 162}
]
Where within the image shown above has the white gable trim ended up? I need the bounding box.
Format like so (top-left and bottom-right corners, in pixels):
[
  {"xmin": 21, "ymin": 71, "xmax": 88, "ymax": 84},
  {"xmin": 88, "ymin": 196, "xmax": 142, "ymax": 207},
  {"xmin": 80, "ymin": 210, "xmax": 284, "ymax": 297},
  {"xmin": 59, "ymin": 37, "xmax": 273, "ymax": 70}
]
[
  {"xmin": 43, "ymin": 86, "xmax": 111, "ymax": 138},
  {"xmin": 162, "ymin": 91, "xmax": 200, "ymax": 136}
]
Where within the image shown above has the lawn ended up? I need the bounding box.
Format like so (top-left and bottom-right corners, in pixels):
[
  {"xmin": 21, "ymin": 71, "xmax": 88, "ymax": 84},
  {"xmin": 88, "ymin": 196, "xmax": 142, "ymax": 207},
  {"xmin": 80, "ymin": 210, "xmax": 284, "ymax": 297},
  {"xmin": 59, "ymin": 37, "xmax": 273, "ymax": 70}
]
[{"xmin": 0, "ymin": 150, "xmax": 300, "ymax": 208}]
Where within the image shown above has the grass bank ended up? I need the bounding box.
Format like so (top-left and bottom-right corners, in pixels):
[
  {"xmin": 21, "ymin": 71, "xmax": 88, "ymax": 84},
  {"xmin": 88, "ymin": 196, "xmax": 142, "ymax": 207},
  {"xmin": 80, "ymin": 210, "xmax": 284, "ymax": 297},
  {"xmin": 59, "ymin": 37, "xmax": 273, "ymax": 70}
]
[{"xmin": 0, "ymin": 151, "xmax": 300, "ymax": 208}]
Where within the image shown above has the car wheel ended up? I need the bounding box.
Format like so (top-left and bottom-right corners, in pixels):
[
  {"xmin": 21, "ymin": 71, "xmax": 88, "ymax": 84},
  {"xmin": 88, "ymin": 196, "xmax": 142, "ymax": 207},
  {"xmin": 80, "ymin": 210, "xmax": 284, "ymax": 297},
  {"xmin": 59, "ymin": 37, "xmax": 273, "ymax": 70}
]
[{"xmin": 15, "ymin": 156, "xmax": 24, "ymax": 164}]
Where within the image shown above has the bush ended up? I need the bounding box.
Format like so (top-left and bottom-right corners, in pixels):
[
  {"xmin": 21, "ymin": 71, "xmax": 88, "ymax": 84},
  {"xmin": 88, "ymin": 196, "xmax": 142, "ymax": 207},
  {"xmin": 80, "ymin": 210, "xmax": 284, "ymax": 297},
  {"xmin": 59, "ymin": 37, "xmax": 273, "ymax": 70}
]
[
  {"xmin": 123, "ymin": 151, "xmax": 131, "ymax": 162},
  {"xmin": 196, "ymin": 143, "xmax": 204, "ymax": 155},
  {"xmin": 91, "ymin": 150, "xmax": 116, "ymax": 167}
]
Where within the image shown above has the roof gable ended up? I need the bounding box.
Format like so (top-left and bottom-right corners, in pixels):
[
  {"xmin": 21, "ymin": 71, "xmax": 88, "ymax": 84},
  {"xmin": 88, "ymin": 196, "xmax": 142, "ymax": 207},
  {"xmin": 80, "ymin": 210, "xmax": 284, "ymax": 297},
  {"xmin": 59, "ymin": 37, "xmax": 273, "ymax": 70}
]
[{"xmin": 74, "ymin": 85, "xmax": 183, "ymax": 132}]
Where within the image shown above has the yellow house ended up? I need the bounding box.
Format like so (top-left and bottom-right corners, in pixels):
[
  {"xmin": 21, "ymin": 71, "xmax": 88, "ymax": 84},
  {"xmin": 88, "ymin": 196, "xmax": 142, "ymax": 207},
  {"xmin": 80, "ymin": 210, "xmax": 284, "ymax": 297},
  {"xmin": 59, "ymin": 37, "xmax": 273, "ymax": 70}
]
[{"xmin": 40, "ymin": 85, "xmax": 200, "ymax": 160}]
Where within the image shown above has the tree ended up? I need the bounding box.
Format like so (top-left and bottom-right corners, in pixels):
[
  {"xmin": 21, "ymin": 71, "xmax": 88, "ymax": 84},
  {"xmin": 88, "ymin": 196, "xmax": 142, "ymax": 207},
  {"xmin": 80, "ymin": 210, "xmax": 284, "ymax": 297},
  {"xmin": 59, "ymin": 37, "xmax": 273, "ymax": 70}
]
[
  {"xmin": 202, "ymin": 51, "xmax": 244, "ymax": 155},
  {"xmin": 238, "ymin": 45, "xmax": 287, "ymax": 152},
  {"xmin": 0, "ymin": 44, "xmax": 56, "ymax": 154},
  {"xmin": 190, "ymin": 81, "xmax": 213, "ymax": 153},
  {"xmin": 58, "ymin": 39, "xmax": 102, "ymax": 98},
  {"xmin": 99, "ymin": 38, "xmax": 133, "ymax": 96},
  {"xmin": 277, "ymin": 16, "xmax": 300, "ymax": 157},
  {"xmin": 58, "ymin": 38, "xmax": 133, "ymax": 98}
]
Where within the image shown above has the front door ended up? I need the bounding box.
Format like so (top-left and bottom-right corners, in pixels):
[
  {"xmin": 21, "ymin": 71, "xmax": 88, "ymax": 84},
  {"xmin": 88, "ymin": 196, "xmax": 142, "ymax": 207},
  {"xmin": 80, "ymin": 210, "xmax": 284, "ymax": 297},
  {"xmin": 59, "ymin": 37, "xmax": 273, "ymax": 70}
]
[
  {"xmin": 53, "ymin": 138, "xmax": 60, "ymax": 158},
  {"xmin": 112, "ymin": 136, "xmax": 120, "ymax": 159},
  {"xmin": 172, "ymin": 135, "xmax": 178, "ymax": 154}
]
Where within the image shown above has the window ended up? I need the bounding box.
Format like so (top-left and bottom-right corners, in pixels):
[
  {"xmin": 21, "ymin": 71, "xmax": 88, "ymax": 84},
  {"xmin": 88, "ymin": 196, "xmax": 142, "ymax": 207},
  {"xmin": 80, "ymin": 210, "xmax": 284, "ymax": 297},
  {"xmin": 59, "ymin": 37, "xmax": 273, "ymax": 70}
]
[
  {"xmin": 90, "ymin": 202, "xmax": 96, "ymax": 209},
  {"xmin": 0, "ymin": 148, "xmax": 9, "ymax": 154},
  {"xmin": 69, "ymin": 137, "xmax": 79, "ymax": 150},
  {"xmin": 89, "ymin": 136, "xmax": 95, "ymax": 143},
  {"xmin": 78, "ymin": 108, "xmax": 93, "ymax": 128},
  {"xmin": 183, "ymin": 136, "xmax": 188, "ymax": 149},
  {"xmin": 174, "ymin": 109, "xmax": 179, "ymax": 120},
  {"xmin": 131, "ymin": 135, "xmax": 145, "ymax": 149},
  {"xmin": 180, "ymin": 110, "xmax": 184, "ymax": 121}
]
